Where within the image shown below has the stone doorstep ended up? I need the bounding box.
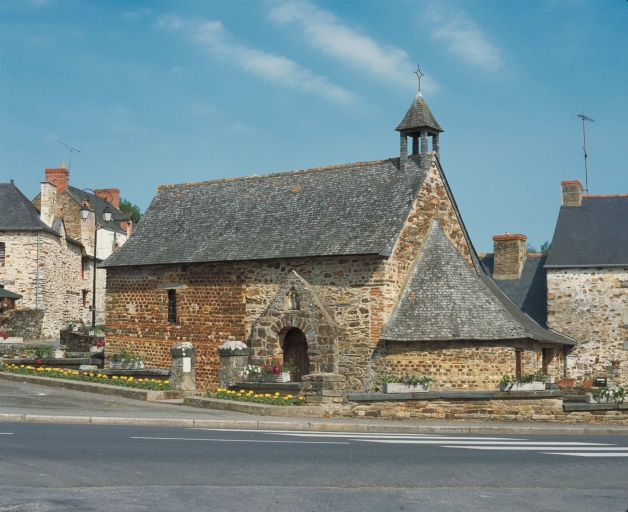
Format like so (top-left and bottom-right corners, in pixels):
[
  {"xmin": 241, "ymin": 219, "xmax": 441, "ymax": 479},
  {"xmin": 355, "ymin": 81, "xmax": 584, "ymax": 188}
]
[
  {"xmin": 183, "ymin": 397, "xmax": 330, "ymax": 418},
  {"xmin": 564, "ymin": 402, "xmax": 628, "ymax": 412},
  {"xmin": 0, "ymin": 372, "xmax": 182, "ymax": 402},
  {"xmin": 348, "ymin": 390, "xmax": 564, "ymax": 402}
]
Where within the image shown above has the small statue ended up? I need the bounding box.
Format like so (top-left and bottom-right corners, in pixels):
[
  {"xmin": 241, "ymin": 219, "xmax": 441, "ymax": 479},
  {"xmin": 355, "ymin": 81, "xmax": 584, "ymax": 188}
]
[{"xmin": 288, "ymin": 285, "xmax": 300, "ymax": 311}]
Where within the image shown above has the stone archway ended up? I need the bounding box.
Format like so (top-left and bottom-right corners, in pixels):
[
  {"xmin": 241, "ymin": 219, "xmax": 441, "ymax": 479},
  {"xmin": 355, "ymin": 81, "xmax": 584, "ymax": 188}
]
[{"xmin": 248, "ymin": 270, "xmax": 339, "ymax": 374}]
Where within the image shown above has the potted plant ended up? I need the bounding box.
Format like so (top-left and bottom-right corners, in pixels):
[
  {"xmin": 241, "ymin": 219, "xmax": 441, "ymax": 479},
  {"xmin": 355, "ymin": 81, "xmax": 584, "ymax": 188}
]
[
  {"xmin": 261, "ymin": 359, "xmax": 297, "ymax": 383},
  {"xmin": 556, "ymin": 374, "xmax": 576, "ymax": 387},
  {"xmin": 500, "ymin": 370, "xmax": 548, "ymax": 391},
  {"xmin": 108, "ymin": 350, "xmax": 144, "ymax": 369},
  {"xmin": 242, "ymin": 364, "xmax": 264, "ymax": 382},
  {"xmin": 610, "ymin": 359, "xmax": 621, "ymax": 368},
  {"xmin": 586, "ymin": 387, "xmax": 626, "ymax": 404},
  {"xmin": 381, "ymin": 375, "xmax": 434, "ymax": 393},
  {"xmin": 34, "ymin": 346, "xmax": 54, "ymax": 360},
  {"xmin": 580, "ymin": 376, "xmax": 595, "ymax": 387},
  {"xmin": 53, "ymin": 348, "xmax": 64, "ymax": 359},
  {"xmin": 90, "ymin": 339, "xmax": 106, "ymax": 353}
]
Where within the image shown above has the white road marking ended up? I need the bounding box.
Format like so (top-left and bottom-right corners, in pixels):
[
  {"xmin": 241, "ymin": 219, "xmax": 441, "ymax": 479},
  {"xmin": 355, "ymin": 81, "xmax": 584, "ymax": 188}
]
[
  {"xmin": 354, "ymin": 440, "xmax": 609, "ymax": 446},
  {"xmin": 193, "ymin": 428, "xmax": 435, "ymax": 436},
  {"xmin": 542, "ymin": 452, "xmax": 628, "ymax": 457},
  {"xmin": 444, "ymin": 446, "xmax": 628, "ymax": 451},
  {"xmin": 0, "ymin": 433, "xmax": 13, "ymax": 435},
  {"xmin": 131, "ymin": 437, "xmax": 349, "ymax": 444},
  {"xmin": 273, "ymin": 433, "xmax": 525, "ymax": 440}
]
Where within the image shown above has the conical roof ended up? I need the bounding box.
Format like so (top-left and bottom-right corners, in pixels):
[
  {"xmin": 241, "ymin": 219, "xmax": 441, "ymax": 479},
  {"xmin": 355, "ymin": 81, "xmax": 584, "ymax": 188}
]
[{"xmin": 395, "ymin": 92, "xmax": 443, "ymax": 133}]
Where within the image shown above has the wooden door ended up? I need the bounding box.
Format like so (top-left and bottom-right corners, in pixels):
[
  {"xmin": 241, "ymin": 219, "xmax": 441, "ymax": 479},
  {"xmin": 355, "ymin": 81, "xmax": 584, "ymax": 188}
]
[{"xmin": 283, "ymin": 328, "xmax": 310, "ymax": 382}]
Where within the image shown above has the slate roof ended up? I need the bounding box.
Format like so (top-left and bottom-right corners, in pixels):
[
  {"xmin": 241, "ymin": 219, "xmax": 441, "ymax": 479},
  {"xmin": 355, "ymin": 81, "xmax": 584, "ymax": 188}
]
[
  {"xmin": 546, "ymin": 196, "xmax": 628, "ymax": 267},
  {"xmin": 0, "ymin": 181, "xmax": 57, "ymax": 234},
  {"xmin": 381, "ymin": 221, "xmax": 574, "ymax": 345},
  {"xmin": 102, "ymin": 157, "xmax": 429, "ymax": 268},
  {"xmin": 481, "ymin": 255, "xmax": 548, "ymax": 327},
  {"xmin": 396, "ymin": 92, "xmax": 444, "ymax": 133},
  {"xmin": 66, "ymin": 186, "xmax": 127, "ymax": 235}
]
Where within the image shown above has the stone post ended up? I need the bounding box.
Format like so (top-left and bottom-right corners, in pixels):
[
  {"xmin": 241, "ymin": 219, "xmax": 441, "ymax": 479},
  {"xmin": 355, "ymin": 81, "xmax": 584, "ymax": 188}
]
[
  {"xmin": 170, "ymin": 342, "xmax": 196, "ymax": 395},
  {"xmin": 301, "ymin": 372, "xmax": 346, "ymax": 406},
  {"xmin": 399, "ymin": 133, "xmax": 407, "ymax": 168},
  {"xmin": 420, "ymin": 129, "xmax": 428, "ymax": 155},
  {"xmin": 217, "ymin": 341, "xmax": 250, "ymax": 388}
]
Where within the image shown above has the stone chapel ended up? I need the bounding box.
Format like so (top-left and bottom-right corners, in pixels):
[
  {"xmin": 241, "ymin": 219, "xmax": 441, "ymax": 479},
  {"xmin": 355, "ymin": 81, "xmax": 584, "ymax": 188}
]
[{"xmin": 101, "ymin": 92, "xmax": 574, "ymax": 392}]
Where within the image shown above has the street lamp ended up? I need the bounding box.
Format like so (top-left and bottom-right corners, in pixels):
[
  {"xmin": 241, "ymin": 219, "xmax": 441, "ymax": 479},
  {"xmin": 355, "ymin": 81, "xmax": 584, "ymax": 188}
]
[{"xmin": 80, "ymin": 189, "xmax": 113, "ymax": 327}]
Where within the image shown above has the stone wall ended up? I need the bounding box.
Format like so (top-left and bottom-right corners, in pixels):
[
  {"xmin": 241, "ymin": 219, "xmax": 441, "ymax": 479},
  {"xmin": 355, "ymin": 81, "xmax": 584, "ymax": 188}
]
[
  {"xmin": 338, "ymin": 396, "xmax": 628, "ymax": 424},
  {"xmin": 0, "ymin": 309, "xmax": 44, "ymax": 341},
  {"xmin": 0, "ymin": 228, "xmax": 106, "ymax": 338},
  {"xmin": 370, "ymin": 339, "xmax": 563, "ymax": 391},
  {"xmin": 547, "ymin": 268, "xmax": 628, "ymax": 385},
  {"xmin": 59, "ymin": 329, "xmax": 102, "ymax": 352}
]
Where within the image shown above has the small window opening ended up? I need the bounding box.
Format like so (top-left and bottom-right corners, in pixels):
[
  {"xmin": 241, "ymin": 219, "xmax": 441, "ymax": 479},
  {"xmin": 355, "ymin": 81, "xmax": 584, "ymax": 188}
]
[
  {"xmin": 167, "ymin": 290, "xmax": 177, "ymax": 324},
  {"xmin": 82, "ymin": 290, "xmax": 89, "ymax": 308},
  {"xmin": 515, "ymin": 349, "xmax": 523, "ymax": 378},
  {"xmin": 0, "ymin": 242, "xmax": 5, "ymax": 266}
]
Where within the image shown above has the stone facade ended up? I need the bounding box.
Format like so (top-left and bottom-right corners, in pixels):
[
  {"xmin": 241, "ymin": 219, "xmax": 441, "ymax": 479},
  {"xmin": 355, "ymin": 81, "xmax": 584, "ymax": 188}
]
[
  {"xmin": 0, "ymin": 309, "xmax": 44, "ymax": 341},
  {"xmin": 547, "ymin": 268, "xmax": 628, "ymax": 385},
  {"xmin": 0, "ymin": 228, "xmax": 105, "ymax": 338}
]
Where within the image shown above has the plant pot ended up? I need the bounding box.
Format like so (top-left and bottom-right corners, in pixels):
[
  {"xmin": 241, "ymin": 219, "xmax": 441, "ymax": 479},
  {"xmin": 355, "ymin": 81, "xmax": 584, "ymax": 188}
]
[
  {"xmin": 581, "ymin": 380, "xmax": 594, "ymax": 387},
  {"xmin": 53, "ymin": 349, "xmax": 64, "ymax": 359},
  {"xmin": 499, "ymin": 382, "xmax": 546, "ymax": 392},
  {"xmin": 556, "ymin": 379, "xmax": 576, "ymax": 387},
  {"xmin": 72, "ymin": 327, "xmax": 78, "ymax": 332},
  {"xmin": 109, "ymin": 361, "xmax": 144, "ymax": 370},
  {"xmin": 263, "ymin": 372, "xmax": 290, "ymax": 383},
  {"xmin": 545, "ymin": 376, "xmax": 555, "ymax": 384},
  {"xmin": 246, "ymin": 374, "xmax": 264, "ymax": 382},
  {"xmin": 383, "ymin": 383, "xmax": 430, "ymax": 394},
  {"xmin": 0, "ymin": 336, "xmax": 23, "ymax": 344},
  {"xmin": 89, "ymin": 346, "xmax": 103, "ymax": 354}
]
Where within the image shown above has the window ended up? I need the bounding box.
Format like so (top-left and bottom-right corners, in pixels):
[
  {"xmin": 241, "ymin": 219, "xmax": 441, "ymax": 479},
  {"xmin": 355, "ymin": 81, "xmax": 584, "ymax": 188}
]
[
  {"xmin": 81, "ymin": 257, "xmax": 86, "ymax": 279},
  {"xmin": 515, "ymin": 349, "xmax": 523, "ymax": 378},
  {"xmin": 167, "ymin": 290, "xmax": 177, "ymax": 324},
  {"xmin": 82, "ymin": 290, "xmax": 89, "ymax": 308},
  {"xmin": 0, "ymin": 242, "xmax": 5, "ymax": 266}
]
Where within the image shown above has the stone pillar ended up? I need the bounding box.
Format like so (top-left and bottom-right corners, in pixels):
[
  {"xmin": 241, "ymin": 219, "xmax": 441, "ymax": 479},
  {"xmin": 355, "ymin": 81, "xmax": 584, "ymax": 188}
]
[
  {"xmin": 217, "ymin": 341, "xmax": 250, "ymax": 387},
  {"xmin": 170, "ymin": 342, "xmax": 196, "ymax": 395},
  {"xmin": 399, "ymin": 133, "xmax": 407, "ymax": 168},
  {"xmin": 301, "ymin": 372, "xmax": 346, "ymax": 406},
  {"xmin": 492, "ymin": 233, "xmax": 527, "ymax": 279},
  {"xmin": 432, "ymin": 133, "xmax": 439, "ymax": 157},
  {"xmin": 412, "ymin": 135, "xmax": 419, "ymax": 155},
  {"xmin": 420, "ymin": 129, "xmax": 428, "ymax": 155}
]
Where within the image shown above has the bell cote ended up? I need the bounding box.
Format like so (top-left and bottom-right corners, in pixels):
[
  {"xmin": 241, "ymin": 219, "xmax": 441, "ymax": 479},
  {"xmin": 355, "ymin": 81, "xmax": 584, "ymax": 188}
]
[{"xmin": 396, "ymin": 92, "xmax": 444, "ymax": 168}]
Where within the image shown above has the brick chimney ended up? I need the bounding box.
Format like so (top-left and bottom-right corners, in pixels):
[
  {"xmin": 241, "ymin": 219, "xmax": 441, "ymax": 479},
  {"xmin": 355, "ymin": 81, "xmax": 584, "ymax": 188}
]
[
  {"xmin": 94, "ymin": 188, "xmax": 120, "ymax": 208},
  {"xmin": 45, "ymin": 163, "xmax": 69, "ymax": 194},
  {"xmin": 561, "ymin": 180, "xmax": 583, "ymax": 207},
  {"xmin": 492, "ymin": 233, "xmax": 527, "ymax": 280}
]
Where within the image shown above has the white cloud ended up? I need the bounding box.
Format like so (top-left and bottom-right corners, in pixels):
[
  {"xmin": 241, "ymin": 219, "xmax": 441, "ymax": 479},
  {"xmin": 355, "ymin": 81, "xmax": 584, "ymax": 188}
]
[
  {"xmin": 427, "ymin": 7, "xmax": 503, "ymax": 71},
  {"xmin": 159, "ymin": 16, "xmax": 357, "ymax": 104},
  {"xmin": 269, "ymin": 1, "xmax": 435, "ymax": 92}
]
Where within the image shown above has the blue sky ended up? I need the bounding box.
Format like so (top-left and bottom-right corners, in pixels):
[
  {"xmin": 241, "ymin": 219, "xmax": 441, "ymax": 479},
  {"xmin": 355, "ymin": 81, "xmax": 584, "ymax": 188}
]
[{"xmin": 1, "ymin": 0, "xmax": 627, "ymax": 252}]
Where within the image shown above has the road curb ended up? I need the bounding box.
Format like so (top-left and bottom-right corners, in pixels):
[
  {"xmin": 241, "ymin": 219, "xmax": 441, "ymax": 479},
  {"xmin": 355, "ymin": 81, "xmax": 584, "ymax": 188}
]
[{"xmin": 1, "ymin": 413, "xmax": 628, "ymax": 435}]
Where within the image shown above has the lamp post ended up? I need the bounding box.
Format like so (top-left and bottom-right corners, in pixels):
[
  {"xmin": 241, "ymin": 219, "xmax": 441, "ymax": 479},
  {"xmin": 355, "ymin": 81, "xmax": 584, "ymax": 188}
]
[{"xmin": 79, "ymin": 189, "xmax": 113, "ymax": 328}]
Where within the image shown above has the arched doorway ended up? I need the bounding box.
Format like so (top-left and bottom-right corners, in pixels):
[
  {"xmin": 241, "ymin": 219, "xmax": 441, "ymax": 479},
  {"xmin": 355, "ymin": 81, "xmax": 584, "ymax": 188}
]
[{"xmin": 283, "ymin": 327, "xmax": 310, "ymax": 382}]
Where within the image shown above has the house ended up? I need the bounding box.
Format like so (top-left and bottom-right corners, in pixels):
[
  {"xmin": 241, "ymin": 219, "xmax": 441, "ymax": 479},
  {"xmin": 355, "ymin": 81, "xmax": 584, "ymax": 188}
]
[
  {"xmin": 101, "ymin": 91, "xmax": 574, "ymax": 392},
  {"xmin": 544, "ymin": 180, "xmax": 628, "ymax": 385},
  {"xmin": 0, "ymin": 165, "xmax": 133, "ymax": 338}
]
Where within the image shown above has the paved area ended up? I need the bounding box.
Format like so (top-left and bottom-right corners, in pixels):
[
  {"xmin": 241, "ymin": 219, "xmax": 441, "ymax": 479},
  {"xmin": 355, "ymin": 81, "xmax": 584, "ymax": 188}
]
[{"xmin": 1, "ymin": 423, "xmax": 627, "ymax": 511}]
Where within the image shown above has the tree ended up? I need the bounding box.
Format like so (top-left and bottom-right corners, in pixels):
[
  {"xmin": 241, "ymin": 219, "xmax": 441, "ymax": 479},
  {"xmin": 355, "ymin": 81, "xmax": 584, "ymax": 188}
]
[
  {"xmin": 526, "ymin": 243, "xmax": 538, "ymax": 254},
  {"xmin": 540, "ymin": 241, "xmax": 551, "ymax": 255},
  {"xmin": 119, "ymin": 198, "xmax": 142, "ymax": 224}
]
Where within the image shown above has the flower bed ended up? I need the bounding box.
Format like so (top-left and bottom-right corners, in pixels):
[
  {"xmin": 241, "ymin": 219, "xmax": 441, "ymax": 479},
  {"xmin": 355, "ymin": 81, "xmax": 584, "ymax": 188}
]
[
  {"xmin": 0, "ymin": 362, "xmax": 171, "ymax": 390},
  {"xmin": 208, "ymin": 388, "xmax": 306, "ymax": 406}
]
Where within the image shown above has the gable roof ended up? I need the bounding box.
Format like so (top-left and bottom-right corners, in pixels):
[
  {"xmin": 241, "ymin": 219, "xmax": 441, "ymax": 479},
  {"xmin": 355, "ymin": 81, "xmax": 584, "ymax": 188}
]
[
  {"xmin": 0, "ymin": 181, "xmax": 57, "ymax": 234},
  {"xmin": 546, "ymin": 196, "xmax": 628, "ymax": 268},
  {"xmin": 481, "ymin": 254, "xmax": 548, "ymax": 327},
  {"xmin": 65, "ymin": 186, "xmax": 127, "ymax": 235},
  {"xmin": 102, "ymin": 156, "xmax": 430, "ymax": 268},
  {"xmin": 381, "ymin": 221, "xmax": 574, "ymax": 345},
  {"xmin": 396, "ymin": 92, "xmax": 444, "ymax": 133}
]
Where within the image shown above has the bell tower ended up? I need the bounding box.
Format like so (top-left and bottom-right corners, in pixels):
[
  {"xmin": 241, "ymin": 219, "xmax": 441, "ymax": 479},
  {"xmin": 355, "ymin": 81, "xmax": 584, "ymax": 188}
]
[{"xmin": 396, "ymin": 89, "xmax": 443, "ymax": 168}]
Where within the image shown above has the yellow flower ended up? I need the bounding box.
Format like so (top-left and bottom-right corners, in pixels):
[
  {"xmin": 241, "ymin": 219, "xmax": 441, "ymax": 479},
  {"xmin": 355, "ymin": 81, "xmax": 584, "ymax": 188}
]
[
  {"xmin": 158, "ymin": 382, "xmax": 162, "ymax": 386},
  {"xmin": 128, "ymin": 377, "xmax": 133, "ymax": 382},
  {"xmin": 112, "ymin": 376, "xmax": 119, "ymax": 380},
  {"xmin": 45, "ymin": 368, "xmax": 52, "ymax": 371},
  {"xmin": 287, "ymin": 394, "xmax": 293, "ymax": 399},
  {"xmin": 298, "ymin": 396, "xmax": 304, "ymax": 400},
  {"xmin": 274, "ymin": 392, "xmax": 280, "ymax": 396},
  {"xmin": 97, "ymin": 374, "xmax": 102, "ymax": 378},
  {"xmin": 138, "ymin": 379, "xmax": 143, "ymax": 382},
  {"xmin": 236, "ymin": 393, "xmax": 242, "ymax": 397},
  {"xmin": 20, "ymin": 365, "xmax": 24, "ymax": 368},
  {"xmin": 72, "ymin": 371, "xmax": 79, "ymax": 375},
  {"xmin": 102, "ymin": 375, "xmax": 108, "ymax": 379},
  {"xmin": 36, "ymin": 368, "xmax": 44, "ymax": 372},
  {"xmin": 164, "ymin": 380, "xmax": 169, "ymax": 385},
  {"xmin": 283, "ymin": 397, "xmax": 289, "ymax": 401},
  {"xmin": 265, "ymin": 393, "xmax": 271, "ymax": 398}
]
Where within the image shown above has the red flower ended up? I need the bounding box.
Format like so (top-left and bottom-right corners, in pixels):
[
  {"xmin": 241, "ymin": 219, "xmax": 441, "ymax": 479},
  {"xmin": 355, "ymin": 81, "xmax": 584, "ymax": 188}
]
[{"xmin": 36, "ymin": 359, "xmax": 41, "ymax": 365}]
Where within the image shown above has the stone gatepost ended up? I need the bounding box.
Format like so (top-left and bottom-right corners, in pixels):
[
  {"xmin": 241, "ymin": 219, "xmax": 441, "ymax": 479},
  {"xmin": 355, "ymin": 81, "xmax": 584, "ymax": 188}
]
[
  {"xmin": 301, "ymin": 373, "xmax": 346, "ymax": 405},
  {"xmin": 217, "ymin": 341, "xmax": 250, "ymax": 388},
  {"xmin": 170, "ymin": 342, "xmax": 196, "ymax": 395}
]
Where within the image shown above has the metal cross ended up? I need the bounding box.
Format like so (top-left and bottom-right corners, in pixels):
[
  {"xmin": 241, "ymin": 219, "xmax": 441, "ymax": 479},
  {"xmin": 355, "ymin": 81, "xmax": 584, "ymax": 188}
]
[{"xmin": 414, "ymin": 65, "xmax": 424, "ymax": 92}]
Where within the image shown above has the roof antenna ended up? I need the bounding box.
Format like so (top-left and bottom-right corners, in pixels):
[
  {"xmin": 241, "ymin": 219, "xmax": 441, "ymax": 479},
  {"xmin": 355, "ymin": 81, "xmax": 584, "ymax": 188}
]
[
  {"xmin": 57, "ymin": 141, "xmax": 81, "ymax": 175},
  {"xmin": 414, "ymin": 65, "xmax": 424, "ymax": 93},
  {"xmin": 573, "ymin": 112, "xmax": 595, "ymax": 194}
]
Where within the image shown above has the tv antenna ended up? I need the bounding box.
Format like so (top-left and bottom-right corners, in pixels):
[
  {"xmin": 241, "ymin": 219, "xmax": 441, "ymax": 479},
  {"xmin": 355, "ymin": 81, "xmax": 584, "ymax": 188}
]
[
  {"xmin": 573, "ymin": 112, "xmax": 595, "ymax": 194},
  {"xmin": 57, "ymin": 141, "xmax": 81, "ymax": 174},
  {"xmin": 414, "ymin": 65, "xmax": 424, "ymax": 93}
]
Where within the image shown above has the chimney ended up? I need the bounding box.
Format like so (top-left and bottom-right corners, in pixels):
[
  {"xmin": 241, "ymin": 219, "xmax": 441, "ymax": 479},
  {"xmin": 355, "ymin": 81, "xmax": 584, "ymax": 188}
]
[
  {"xmin": 126, "ymin": 220, "xmax": 133, "ymax": 237},
  {"xmin": 45, "ymin": 163, "xmax": 69, "ymax": 194},
  {"xmin": 39, "ymin": 182, "xmax": 57, "ymax": 227},
  {"xmin": 561, "ymin": 180, "xmax": 583, "ymax": 206},
  {"xmin": 95, "ymin": 188, "xmax": 120, "ymax": 208},
  {"xmin": 492, "ymin": 233, "xmax": 527, "ymax": 280},
  {"xmin": 80, "ymin": 201, "xmax": 95, "ymax": 255}
]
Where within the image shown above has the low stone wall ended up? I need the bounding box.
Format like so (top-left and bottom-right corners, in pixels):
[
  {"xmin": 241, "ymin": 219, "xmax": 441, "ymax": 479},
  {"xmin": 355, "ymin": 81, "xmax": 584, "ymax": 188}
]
[
  {"xmin": 0, "ymin": 309, "xmax": 44, "ymax": 341},
  {"xmin": 340, "ymin": 391, "xmax": 628, "ymax": 424},
  {"xmin": 60, "ymin": 330, "xmax": 102, "ymax": 352}
]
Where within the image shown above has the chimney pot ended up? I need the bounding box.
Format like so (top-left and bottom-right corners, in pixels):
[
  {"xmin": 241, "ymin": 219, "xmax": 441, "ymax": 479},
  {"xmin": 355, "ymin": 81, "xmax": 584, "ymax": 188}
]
[
  {"xmin": 94, "ymin": 188, "xmax": 120, "ymax": 209},
  {"xmin": 492, "ymin": 233, "xmax": 527, "ymax": 279},
  {"xmin": 44, "ymin": 164, "xmax": 69, "ymax": 194},
  {"xmin": 561, "ymin": 180, "xmax": 583, "ymax": 206}
]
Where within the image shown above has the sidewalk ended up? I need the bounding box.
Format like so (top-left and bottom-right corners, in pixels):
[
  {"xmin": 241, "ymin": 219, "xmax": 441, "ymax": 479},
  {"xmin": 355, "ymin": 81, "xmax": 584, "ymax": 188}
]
[{"xmin": 1, "ymin": 379, "xmax": 628, "ymax": 435}]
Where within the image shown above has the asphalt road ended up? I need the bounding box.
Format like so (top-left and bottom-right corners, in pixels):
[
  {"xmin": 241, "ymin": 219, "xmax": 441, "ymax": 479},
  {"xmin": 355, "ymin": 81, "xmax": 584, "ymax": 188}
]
[{"xmin": 1, "ymin": 423, "xmax": 627, "ymax": 512}]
